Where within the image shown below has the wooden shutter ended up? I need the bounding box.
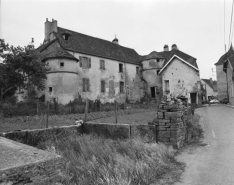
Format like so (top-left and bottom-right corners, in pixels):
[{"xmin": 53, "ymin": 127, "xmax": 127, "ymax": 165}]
[
  {"xmin": 82, "ymin": 78, "xmax": 85, "ymax": 91},
  {"xmin": 87, "ymin": 79, "xmax": 90, "ymax": 91},
  {"xmin": 79, "ymin": 56, "xmax": 82, "ymax": 67},
  {"xmin": 88, "ymin": 58, "xmax": 91, "ymax": 68}
]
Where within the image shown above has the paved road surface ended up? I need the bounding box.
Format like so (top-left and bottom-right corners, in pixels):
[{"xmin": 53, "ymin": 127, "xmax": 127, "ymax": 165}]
[{"xmin": 175, "ymin": 105, "xmax": 234, "ymax": 185}]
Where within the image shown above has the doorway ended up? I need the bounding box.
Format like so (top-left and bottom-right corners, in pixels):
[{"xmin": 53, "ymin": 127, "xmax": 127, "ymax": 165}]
[
  {"xmin": 151, "ymin": 87, "xmax": 156, "ymax": 98},
  {"xmin": 190, "ymin": 93, "xmax": 197, "ymax": 104}
]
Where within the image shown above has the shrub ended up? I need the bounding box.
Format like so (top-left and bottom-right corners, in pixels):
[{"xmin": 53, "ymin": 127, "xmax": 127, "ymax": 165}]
[
  {"xmin": 40, "ymin": 134, "xmax": 183, "ymax": 185},
  {"xmin": 186, "ymin": 114, "xmax": 203, "ymax": 142}
]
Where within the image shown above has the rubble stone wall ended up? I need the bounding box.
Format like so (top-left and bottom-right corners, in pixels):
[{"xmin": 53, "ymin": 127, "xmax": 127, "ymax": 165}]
[{"xmin": 152, "ymin": 102, "xmax": 190, "ymax": 148}]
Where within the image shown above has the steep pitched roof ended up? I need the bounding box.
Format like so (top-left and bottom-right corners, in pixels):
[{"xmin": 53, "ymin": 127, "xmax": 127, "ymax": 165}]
[
  {"xmin": 158, "ymin": 49, "xmax": 198, "ymax": 69},
  {"xmin": 201, "ymin": 79, "xmax": 213, "ymax": 89},
  {"xmin": 141, "ymin": 51, "xmax": 164, "ymax": 61},
  {"xmin": 40, "ymin": 47, "xmax": 78, "ymax": 62},
  {"xmin": 53, "ymin": 27, "xmax": 141, "ymax": 65},
  {"xmin": 215, "ymin": 45, "xmax": 234, "ymax": 66}
]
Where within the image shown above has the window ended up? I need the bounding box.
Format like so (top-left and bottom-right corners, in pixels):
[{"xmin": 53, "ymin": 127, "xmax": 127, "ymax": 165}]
[
  {"xmin": 49, "ymin": 87, "xmax": 52, "ymax": 92},
  {"xmin": 157, "ymin": 59, "xmax": 160, "ymax": 62},
  {"xmin": 61, "ymin": 33, "xmax": 71, "ymax": 41},
  {"xmin": 136, "ymin": 66, "xmax": 140, "ymax": 75},
  {"xmin": 60, "ymin": 62, "xmax": 64, "ymax": 67},
  {"xmin": 100, "ymin": 60, "xmax": 105, "ymax": 70},
  {"xmin": 79, "ymin": 56, "xmax": 91, "ymax": 69},
  {"xmin": 101, "ymin": 80, "xmax": 106, "ymax": 92},
  {"xmin": 157, "ymin": 70, "xmax": 160, "ymax": 74},
  {"xmin": 119, "ymin": 63, "xmax": 123, "ymax": 73},
  {"xmin": 120, "ymin": 81, "xmax": 124, "ymax": 93},
  {"xmin": 164, "ymin": 80, "xmax": 170, "ymax": 93},
  {"xmin": 82, "ymin": 78, "xmax": 90, "ymax": 92}
]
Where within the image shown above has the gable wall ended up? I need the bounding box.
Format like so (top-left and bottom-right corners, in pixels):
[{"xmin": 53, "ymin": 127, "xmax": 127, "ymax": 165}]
[
  {"xmin": 161, "ymin": 58, "xmax": 200, "ymax": 103},
  {"xmin": 216, "ymin": 65, "xmax": 228, "ymax": 101}
]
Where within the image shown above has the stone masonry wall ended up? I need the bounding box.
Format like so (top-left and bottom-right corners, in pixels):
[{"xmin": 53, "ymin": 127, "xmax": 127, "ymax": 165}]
[{"xmin": 152, "ymin": 101, "xmax": 190, "ymax": 148}]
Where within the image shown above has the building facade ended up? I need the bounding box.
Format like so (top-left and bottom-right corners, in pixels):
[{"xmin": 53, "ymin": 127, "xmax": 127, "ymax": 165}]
[
  {"xmin": 215, "ymin": 46, "xmax": 234, "ymax": 101},
  {"xmin": 35, "ymin": 19, "xmax": 200, "ymax": 105}
]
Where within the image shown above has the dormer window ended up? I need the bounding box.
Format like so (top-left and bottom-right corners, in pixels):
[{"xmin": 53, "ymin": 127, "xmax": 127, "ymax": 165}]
[{"xmin": 61, "ymin": 33, "xmax": 71, "ymax": 41}]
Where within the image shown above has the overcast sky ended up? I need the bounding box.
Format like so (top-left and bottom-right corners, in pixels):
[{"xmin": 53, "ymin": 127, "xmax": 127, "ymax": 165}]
[{"xmin": 1, "ymin": 0, "xmax": 234, "ymax": 79}]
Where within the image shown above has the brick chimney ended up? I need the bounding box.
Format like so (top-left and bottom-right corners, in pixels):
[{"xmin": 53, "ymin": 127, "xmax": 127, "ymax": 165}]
[
  {"xmin": 164, "ymin": 45, "xmax": 169, "ymax": 51},
  {"xmin": 44, "ymin": 18, "xmax": 58, "ymax": 43}
]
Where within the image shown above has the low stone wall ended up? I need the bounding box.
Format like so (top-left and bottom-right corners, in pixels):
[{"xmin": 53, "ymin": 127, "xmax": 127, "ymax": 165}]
[
  {"xmin": 152, "ymin": 103, "xmax": 190, "ymax": 148},
  {"xmin": 0, "ymin": 137, "xmax": 63, "ymax": 185},
  {"xmin": 0, "ymin": 125, "xmax": 83, "ymax": 148}
]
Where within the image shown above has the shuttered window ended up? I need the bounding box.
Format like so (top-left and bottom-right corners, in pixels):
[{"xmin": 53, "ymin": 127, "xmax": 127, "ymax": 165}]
[
  {"xmin": 79, "ymin": 56, "xmax": 91, "ymax": 69},
  {"xmin": 82, "ymin": 78, "xmax": 90, "ymax": 92},
  {"xmin": 100, "ymin": 60, "xmax": 105, "ymax": 70},
  {"xmin": 101, "ymin": 80, "xmax": 105, "ymax": 92},
  {"xmin": 120, "ymin": 81, "xmax": 124, "ymax": 93}
]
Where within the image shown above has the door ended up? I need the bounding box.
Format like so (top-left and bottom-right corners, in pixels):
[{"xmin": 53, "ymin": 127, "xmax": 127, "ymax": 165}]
[
  {"xmin": 151, "ymin": 87, "xmax": 156, "ymax": 98},
  {"xmin": 190, "ymin": 93, "xmax": 197, "ymax": 104}
]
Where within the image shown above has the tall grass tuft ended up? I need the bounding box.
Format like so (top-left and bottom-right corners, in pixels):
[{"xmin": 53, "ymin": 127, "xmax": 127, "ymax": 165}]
[
  {"xmin": 40, "ymin": 134, "xmax": 182, "ymax": 185},
  {"xmin": 186, "ymin": 114, "xmax": 203, "ymax": 142}
]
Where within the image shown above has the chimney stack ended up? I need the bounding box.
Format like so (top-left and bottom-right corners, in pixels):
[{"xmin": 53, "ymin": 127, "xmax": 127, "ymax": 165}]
[
  {"xmin": 164, "ymin": 45, "xmax": 169, "ymax": 51},
  {"xmin": 171, "ymin": 44, "xmax": 178, "ymax": 50},
  {"xmin": 112, "ymin": 36, "xmax": 119, "ymax": 45},
  {"xmin": 44, "ymin": 18, "xmax": 58, "ymax": 43}
]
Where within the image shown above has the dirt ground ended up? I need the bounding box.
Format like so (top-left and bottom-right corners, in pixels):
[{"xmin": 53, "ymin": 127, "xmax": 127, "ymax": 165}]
[{"xmin": 92, "ymin": 110, "xmax": 157, "ymax": 124}]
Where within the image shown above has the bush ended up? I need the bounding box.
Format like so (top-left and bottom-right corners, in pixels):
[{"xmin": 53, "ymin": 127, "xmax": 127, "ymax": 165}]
[
  {"xmin": 40, "ymin": 134, "xmax": 183, "ymax": 185},
  {"xmin": 186, "ymin": 114, "xmax": 203, "ymax": 142}
]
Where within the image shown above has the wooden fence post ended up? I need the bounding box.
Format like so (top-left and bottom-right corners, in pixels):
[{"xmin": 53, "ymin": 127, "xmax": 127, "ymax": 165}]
[
  {"xmin": 115, "ymin": 100, "xmax": 118, "ymax": 124},
  {"xmin": 84, "ymin": 99, "xmax": 89, "ymax": 122},
  {"xmin": 36, "ymin": 102, "xmax": 39, "ymax": 115},
  {"xmin": 46, "ymin": 101, "xmax": 49, "ymax": 128}
]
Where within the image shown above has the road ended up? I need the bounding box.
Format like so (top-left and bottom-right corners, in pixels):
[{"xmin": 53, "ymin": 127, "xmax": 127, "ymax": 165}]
[{"xmin": 174, "ymin": 104, "xmax": 234, "ymax": 185}]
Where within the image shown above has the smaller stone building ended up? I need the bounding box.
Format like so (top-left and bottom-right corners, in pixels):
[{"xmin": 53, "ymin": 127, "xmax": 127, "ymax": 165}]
[
  {"xmin": 201, "ymin": 78, "xmax": 218, "ymax": 100},
  {"xmin": 215, "ymin": 46, "xmax": 234, "ymax": 101},
  {"xmin": 223, "ymin": 55, "xmax": 234, "ymax": 105}
]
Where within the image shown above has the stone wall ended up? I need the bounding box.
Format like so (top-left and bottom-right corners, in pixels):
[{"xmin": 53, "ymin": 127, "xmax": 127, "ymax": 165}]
[
  {"xmin": 152, "ymin": 101, "xmax": 190, "ymax": 148},
  {"xmin": 0, "ymin": 137, "xmax": 63, "ymax": 185}
]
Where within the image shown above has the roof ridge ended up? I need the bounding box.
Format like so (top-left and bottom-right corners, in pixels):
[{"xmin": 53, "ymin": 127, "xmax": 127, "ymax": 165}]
[{"xmin": 57, "ymin": 27, "xmax": 138, "ymax": 52}]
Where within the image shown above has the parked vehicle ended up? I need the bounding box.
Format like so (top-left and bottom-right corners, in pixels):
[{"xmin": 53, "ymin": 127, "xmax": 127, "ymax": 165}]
[
  {"xmin": 210, "ymin": 99, "xmax": 219, "ymax": 104},
  {"xmin": 220, "ymin": 98, "xmax": 229, "ymax": 104}
]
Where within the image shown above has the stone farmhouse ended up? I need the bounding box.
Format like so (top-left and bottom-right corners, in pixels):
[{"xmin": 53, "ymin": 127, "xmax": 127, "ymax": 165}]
[
  {"xmin": 223, "ymin": 54, "xmax": 234, "ymax": 105},
  {"xmin": 35, "ymin": 19, "xmax": 201, "ymax": 105},
  {"xmin": 215, "ymin": 46, "xmax": 234, "ymax": 101},
  {"xmin": 201, "ymin": 78, "xmax": 218, "ymax": 101}
]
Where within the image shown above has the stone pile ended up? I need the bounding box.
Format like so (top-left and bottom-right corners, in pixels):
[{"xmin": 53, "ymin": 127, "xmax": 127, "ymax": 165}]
[{"xmin": 152, "ymin": 98, "xmax": 190, "ymax": 148}]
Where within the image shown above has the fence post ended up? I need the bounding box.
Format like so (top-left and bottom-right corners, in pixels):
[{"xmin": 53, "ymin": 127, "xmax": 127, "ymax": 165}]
[
  {"xmin": 46, "ymin": 101, "xmax": 49, "ymax": 128},
  {"xmin": 84, "ymin": 99, "xmax": 89, "ymax": 122},
  {"xmin": 155, "ymin": 125, "xmax": 159, "ymax": 143},
  {"xmin": 115, "ymin": 100, "xmax": 118, "ymax": 124},
  {"xmin": 37, "ymin": 102, "xmax": 39, "ymax": 115}
]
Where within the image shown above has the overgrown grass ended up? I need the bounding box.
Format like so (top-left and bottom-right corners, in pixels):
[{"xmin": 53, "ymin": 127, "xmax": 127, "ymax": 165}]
[
  {"xmin": 40, "ymin": 134, "xmax": 184, "ymax": 185},
  {"xmin": 186, "ymin": 114, "xmax": 203, "ymax": 143}
]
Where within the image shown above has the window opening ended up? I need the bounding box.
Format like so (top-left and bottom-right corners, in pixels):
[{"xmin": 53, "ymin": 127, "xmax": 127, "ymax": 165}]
[
  {"xmin": 82, "ymin": 78, "xmax": 90, "ymax": 92},
  {"xmin": 120, "ymin": 81, "xmax": 124, "ymax": 93},
  {"xmin": 101, "ymin": 80, "xmax": 105, "ymax": 92},
  {"xmin": 119, "ymin": 63, "xmax": 123, "ymax": 73}
]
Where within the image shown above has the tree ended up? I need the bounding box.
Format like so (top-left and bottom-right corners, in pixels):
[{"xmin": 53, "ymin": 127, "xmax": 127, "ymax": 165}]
[{"xmin": 0, "ymin": 39, "xmax": 47, "ymax": 101}]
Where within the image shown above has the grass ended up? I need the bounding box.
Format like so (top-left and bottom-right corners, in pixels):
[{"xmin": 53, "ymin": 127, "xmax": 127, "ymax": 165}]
[
  {"xmin": 39, "ymin": 134, "xmax": 184, "ymax": 185},
  {"xmin": 0, "ymin": 110, "xmax": 157, "ymax": 133},
  {"xmin": 92, "ymin": 111, "xmax": 156, "ymax": 125},
  {"xmin": 186, "ymin": 114, "xmax": 203, "ymax": 143}
]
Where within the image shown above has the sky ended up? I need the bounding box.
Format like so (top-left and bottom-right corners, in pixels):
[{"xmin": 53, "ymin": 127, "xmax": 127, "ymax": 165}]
[{"xmin": 1, "ymin": 0, "xmax": 234, "ymax": 80}]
